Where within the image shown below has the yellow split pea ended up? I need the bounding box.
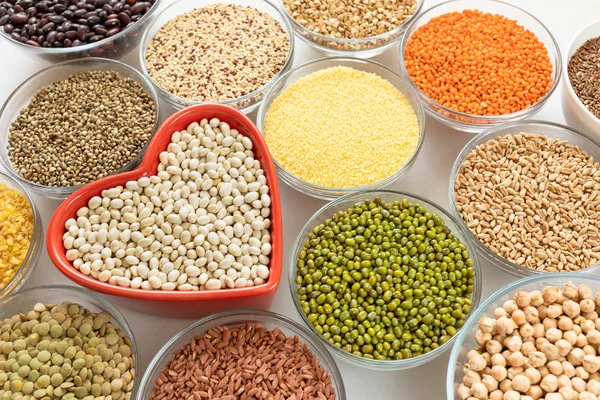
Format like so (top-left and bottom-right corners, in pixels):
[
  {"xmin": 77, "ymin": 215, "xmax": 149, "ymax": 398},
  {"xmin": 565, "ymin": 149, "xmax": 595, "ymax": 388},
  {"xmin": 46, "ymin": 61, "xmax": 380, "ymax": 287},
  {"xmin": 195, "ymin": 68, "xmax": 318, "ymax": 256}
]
[
  {"xmin": 0, "ymin": 182, "xmax": 33, "ymax": 291},
  {"xmin": 264, "ymin": 66, "xmax": 420, "ymax": 188}
]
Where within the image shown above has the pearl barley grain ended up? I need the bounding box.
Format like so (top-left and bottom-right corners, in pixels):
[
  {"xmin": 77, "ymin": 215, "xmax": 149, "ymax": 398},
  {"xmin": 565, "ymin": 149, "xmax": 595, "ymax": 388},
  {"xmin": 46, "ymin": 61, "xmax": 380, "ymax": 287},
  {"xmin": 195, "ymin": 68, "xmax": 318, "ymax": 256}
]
[{"xmin": 63, "ymin": 118, "xmax": 272, "ymax": 291}]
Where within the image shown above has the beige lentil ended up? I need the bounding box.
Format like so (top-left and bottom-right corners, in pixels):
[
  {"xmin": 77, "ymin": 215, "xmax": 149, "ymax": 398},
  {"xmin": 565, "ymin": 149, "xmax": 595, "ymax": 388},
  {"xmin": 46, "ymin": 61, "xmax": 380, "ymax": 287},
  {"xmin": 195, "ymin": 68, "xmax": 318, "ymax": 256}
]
[
  {"xmin": 283, "ymin": 0, "xmax": 417, "ymax": 39},
  {"xmin": 264, "ymin": 66, "xmax": 420, "ymax": 189},
  {"xmin": 150, "ymin": 323, "xmax": 335, "ymax": 400},
  {"xmin": 145, "ymin": 4, "xmax": 290, "ymax": 103},
  {"xmin": 459, "ymin": 284, "xmax": 600, "ymax": 400},
  {"xmin": 454, "ymin": 132, "xmax": 600, "ymax": 272}
]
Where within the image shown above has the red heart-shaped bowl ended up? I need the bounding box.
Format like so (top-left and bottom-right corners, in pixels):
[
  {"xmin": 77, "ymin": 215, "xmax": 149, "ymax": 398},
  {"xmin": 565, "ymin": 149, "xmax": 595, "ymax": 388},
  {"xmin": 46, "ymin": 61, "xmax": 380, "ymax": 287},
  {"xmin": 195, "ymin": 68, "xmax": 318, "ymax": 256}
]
[{"xmin": 47, "ymin": 104, "xmax": 282, "ymax": 309}]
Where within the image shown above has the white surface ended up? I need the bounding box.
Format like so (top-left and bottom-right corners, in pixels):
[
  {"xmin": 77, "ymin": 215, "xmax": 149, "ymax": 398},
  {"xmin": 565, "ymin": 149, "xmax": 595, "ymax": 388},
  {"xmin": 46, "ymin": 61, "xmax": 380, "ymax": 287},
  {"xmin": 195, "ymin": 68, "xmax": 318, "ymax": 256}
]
[{"xmin": 2, "ymin": 0, "xmax": 600, "ymax": 398}]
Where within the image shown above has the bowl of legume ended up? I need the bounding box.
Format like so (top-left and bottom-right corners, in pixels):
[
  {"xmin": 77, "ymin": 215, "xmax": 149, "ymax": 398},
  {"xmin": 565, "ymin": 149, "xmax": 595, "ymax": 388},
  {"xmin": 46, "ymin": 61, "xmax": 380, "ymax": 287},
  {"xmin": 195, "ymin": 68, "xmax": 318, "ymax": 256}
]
[
  {"xmin": 399, "ymin": 0, "xmax": 561, "ymax": 133},
  {"xmin": 139, "ymin": 0, "xmax": 294, "ymax": 114},
  {"xmin": 0, "ymin": 57, "xmax": 159, "ymax": 200},
  {"xmin": 0, "ymin": 0, "xmax": 161, "ymax": 61},
  {"xmin": 280, "ymin": 0, "xmax": 423, "ymax": 58},
  {"xmin": 137, "ymin": 310, "xmax": 345, "ymax": 400},
  {"xmin": 257, "ymin": 57, "xmax": 426, "ymax": 200},
  {"xmin": 450, "ymin": 120, "xmax": 600, "ymax": 277},
  {"xmin": 289, "ymin": 189, "xmax": 482, "ymax": 370},
  {"xmin": 562, "ymin": 20, "xmax": 600, "ymax": 139},
  {"xmin": 0, "ymin": 172, "xmax": 42, "ymax": 299},
  {"xmin": 0, "ymin": 285, "xmax": 139, "ymax": 399},
  {"xmin": 448, "ymin": 274, "xmax": 600, "ymax": 400}
]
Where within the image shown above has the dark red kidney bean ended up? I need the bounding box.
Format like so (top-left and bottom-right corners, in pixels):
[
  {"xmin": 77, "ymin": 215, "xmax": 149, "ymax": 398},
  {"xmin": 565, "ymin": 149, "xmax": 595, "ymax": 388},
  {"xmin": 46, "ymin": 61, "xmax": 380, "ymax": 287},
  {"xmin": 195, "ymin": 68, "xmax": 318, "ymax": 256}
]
[
  {"xmin": 87, "ymin": 15, "xmax": 99, "ymax": 25},
  {"xmin": 130, "ymin": 14, "xmax": 139, "ymax": 21},
  {"xmin": 0, "ymin": 14, "xmax": 8, "ymax": 24},
  {"xmin": 93, "ymin": 0, "xmax": 106, "ymax": 7},
  {"xmin": 105, "ymin": 26, "xmax": 118, "ymax": 36},
  {"xmin": 61, "ymin": 20, "xmax": 70, "ymax": 30},
  {"xmin": 82, "ymin": 3, "xmax": 94, "ymax": 11},
  {"xmin": 25, "ymin": 38, "xmax": 39, "ymax": 46},
  {"xmin": 111, "ymin": 2, "xmax": 121, "ymax": 12},
  {"xmin": 98, "ymin": 10, "xmax": 106, "ymax": 19},
  {"xmin": 53, "ymin": 3, "xmax": 66, "ymax": 13},
  {"xmin": 64, "ymin": 29, "xmax": 75, "ymax": 39},
  {"xmin": 73, "ymin": 8, "xmax": 85, "ymax": 17},
  {"xmin": 116, "ymin": 11, "xmax": 128, "ymax": 25},
  {"xmin": 19, "ymin": 0, "xmax": 33, "ymax": 9},
  {"xmin": 25, "ymin": 7, "xmax": 36, "ymax": 16},
  {"xmin": 61, "ymin": 9, "xmax": 73, "ymax": 18},
  {"xmin": 34, "ymin": 2, "xmax": 48, "ymax": 12},
  {"xmin": 77, "ymin": 18, "xmax": 87, "ymax": 25},
  {"xmin": 88, "ymin": 34, "xmax": 102, "ymax": 42},
  {"xmin": 76, "ymin": 24, "xmax": 86, "ymax": 39},
  {"xmin": 36, "ymin": 33, "xmax": 43, "ymax": 43},
  {"xmin": 48, "ymin": 14, "xmax": 63, "ymax": 24},
  {"xmin": 27, "ymin": 24, "xmax": 34, "ymax": 35},
  {"xmin": 84, "ymin": 31, "xmax": 93, "ymax": 39},
  {"xmin": 3, "ymin": 23, "xmax": 12, "ymax": 32},
  {"xmin": 6, "ymin": 8, "xmax": 12, "ymax": 15},
  {"xmin": 71, "ymin": 38, "xmax": 81, "ymax": 46},
  {"xmin": 63, "ymin": 37, "xmax": 71, "ymax": 46},
  {"xmin": 12, "ymin": 5, "xmax": 22, "ymax": 13},
  {"xmin": 46, "ymin": 29, "xmax": 56, "ymax": 43},
  {"xmin": 10, "ymin": 31, "xmax": 19, "ymax": 39},
  {"xmin": 36, "ymin": 18, "xmax": 47, "ymax": 27},
  {"xmin": 0, "ymin": 8, "xmax": 6, "ymax": 18},
  {"xmin": 41, "ymin": 21, "xmax": 53, "ymax": 32},
  {"xmin": 103, "ymin": 17, "xmax": 117, "ymax": 27},
  {"xmin": 52, "ymin": 40, "xmax": 61, "ymax": 46},
  {"xmin": 18, "ymin": 35, "xmax": 27, "ymax": 42},
  {"xmin": 67, "ymin": 4, "xmax": 77, "ymax": 11},
  {"xmin": 9, "ymin": 12, "xmax": 27, "ymax": 23},
  {"xmin": 27, "ymin": 15, "xmax": 36, "ymax": 23},
  {"xmin": 55, "ymin": 31, "xmax": 63, "ymax": 41},
  {"xmin": 93, "ymin": 25, "xmax": 105, "ymax": 34},
  {"xmin": 129, "ymin": 2, "xmax": 146, "ymax": 14},
  {"xmin": 83, "ymin": 10, "xmax": 96, "ymax": 18}
]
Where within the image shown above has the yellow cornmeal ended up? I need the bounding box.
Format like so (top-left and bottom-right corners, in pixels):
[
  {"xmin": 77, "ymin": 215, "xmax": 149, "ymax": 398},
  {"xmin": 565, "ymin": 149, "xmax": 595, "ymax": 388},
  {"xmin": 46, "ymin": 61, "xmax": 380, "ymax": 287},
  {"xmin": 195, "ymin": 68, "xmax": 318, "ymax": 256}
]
[
  {"xmin": 0, "ymin": 182, "xmax": 34, "ymax": 291},
  {"xmin": 264, "ymin": 66, "xmax": 420, "ymax": 188}
]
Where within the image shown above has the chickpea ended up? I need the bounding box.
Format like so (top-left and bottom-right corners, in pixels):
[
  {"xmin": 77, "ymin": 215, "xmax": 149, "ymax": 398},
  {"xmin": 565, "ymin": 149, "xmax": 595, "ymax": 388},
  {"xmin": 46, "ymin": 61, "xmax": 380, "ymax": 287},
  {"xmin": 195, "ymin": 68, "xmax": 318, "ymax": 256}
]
[
  {"xmin": 540, "ymin": 374, "xmax": 559, "ymax": 392},
  {"xmin": 504, "ymin": 300, "xmax": 518, "ymax": 314},
  {"xmin": 527, "ymin": 385, "xmax": 543, "ymax": 400},
  {"xmin": 546, "ymin": 304, "xmax": 564, "ymax": 319},
  {"xmin": 578, "ymin": 366, "xmax": 592, "ymax": 380},
  {"xmin": 504, "ymin": 336, "xmax": 522, "ymax": 352},
  {"xmin": 558, "ymin": 373, "xmax": 572, "ymax": 388},
  {"xmin": 548, "ymin": 360, "xmax": 564, "ymax": 375},
  {"xmin": 595, "ymin": 319, "xmax": 600, "ymax": 331},
  {"xmin": 559, "ymin": 316, "xmax": 575, "ymax": 331},
  {"xmin": 524, "ymin": 306, "xmax": 540, "ymax": 324},
  {"xmin": 588, "ymin": 379, "xmax": 600, "ymax": 395},
  {"xmin": 482, "ymin": 352, "xmax": 492, "ymax": 366},
  {"xmin": 502, "ymin": 389, "xmax": 519, "ymax": 400},
  {"xmin": 557, "ymin": 339, "xmax": 573, "ymax": 357},
  {"xmin": 579, "ymin": 284, "xmax": 593, "ymax": 300},
  {"xmin": 573, "ymin": 376, "xmax": 588, "ymax": 392},
  {"xmin": 482, "ymin": 366, "xmax": 492, "ymax": 376},
  {"xmin": 536, "ymin": 337, "xmax": 550, "ymax": 349},
  {"xmin": 511, "ymin": 310, "xmax": 526, "ymax": 326},
  {"xmin": 512, "ymin": 374, "xmax": 531, "ymax": 393},
  {"xmin": 582, "ymin": 319, "xmax": 597, "ymax": 334},
  {"xmin": 470, "ymin": 382, "xmax": 488, "ymax": 399},
  {"xmin": 499, "ymin": 379, "xmax": 513, "ymax": 392},
  {"xmin": 590, "ymin": 372, "xmax": 600, "ymax": 381},
  {"xmin": 584, "ymin": 354, "xmax": 600, "ymax": 373},
  {"xmin": 541, "ymin": 343, "xmax": 560, "ymax": 361},
  {"xmin": 508, "ymin": 351, "xmax": 525, "ymax": 367},
  {"xmin": 521, "ymin": 396, "xmax": 534, "ymax": 400},
  {"xmin": 475, "ymin": 330, "xmax": 492, "ymax": 347},
  {"xmin": 584, "ymin": 344, "xmax": 597, "ymax": 356},
  {"xmin": 486, "ymin": 340, "xmax": 503, "ymax": 355},
  {"xmin": 545, "ymin": 394, "xmax": 565, "ymax": 400},
  {"xmin": 525, "ymin": 367, "xmax": 542, "ymax": 384},
  {"xmin": 515, "ymin": 291, "xmax": 532, "ymax": 308},
  {"xmin": 584, "ymin": 311, "xmax": 599, "ymax": 321},
  {"xmin": 492, "ymin": 365, "xmax": 508, "ymax": 382},
  {"xmin": 574, "ymin": 323, "xmax": 584, "ymax": 335},
  {"xmin": 543, "ymin": 318, "xmax": 558, "ymax": 331},
  {"xmin": 495, "ymin": 308, "xmax": 508, "ymax": 319},
  {"xmin": 563, "ymin": 300, "xmax": 581, "ymax": 319},
  {"xmin": 560, "ymin": 386, "xmax": 579, "ymax": 400},
  {"xmin": 532, "ymin": 323, "xmax": 546, "ymax": 338},
  {"xmin": 565, "ymin": 330, "xmax": 579, "ymax": 346},
  {"xmin": 530, "ymin": 291, "xmax": 544, "ymax": 307},
  {"xmin": 580, "ymin": 391, "xmax": 599, "ymax": 400},
  {"xmin": 582, "ymin": 299, "xmax": 596, "ymax": 314},
  {"xmin": 507, "ymin": 366, "xmax": 524, "ymax": 380},
  {"xmin": 469, "ymin": 352, "xmax": 487, "ymax": 372},
  {"xmin": 594, "ymin": 291, "xmax": 600, "ymax": 308},
  {"xmin": 569, "ymin": 348, "xmax": 586, "ymax": 366},
  {"xmin": 546, "ymin": 327, "xmax": 563, "ymax": 343},
  {"xmin": 520, "ymin": 323, "xmax": 535, "ymax": 338},
  {"xmin": 492, "ymin": 353, "xmax": 506, "ymax": 367},
  {"xmin": 539, "ymin": 366, "xmax": 550, "ymax": 378},
  {"xmin": 458, "ymin": 384, "xmax": 470, "ymax": 400},
  {"xmin": 563, "ymin": 361, "xmax": 576, "ymax": 378},
  {"xmin": 522, "ymin": 341, "xmax": 537, "ymax": 356},
  {"xmin": 497, "ymin": 316, "xmax": 516, "ymax": 335},
  {"xmin": 578, "ymin": 333, "xmax": 590, "ymax": 348},
  {"xmin": 529, "ymin": 351, "xmax": 548, "ymax": 368},
  {"xmin": 563, "ymin": 283, "xmax": 580, "ymax": 300},
  {"xmin": 538, "ymin": 305, "xmax": 548, "ymax": 320},
  {"xmin": 489, "ymin": 389, "xmax": 504, "ymax": 400},
  {"xmin": 482, "ymin": 374, "xmax": 499, "ymax": 392},
  {"xmin": 543, "ymin": 286, "xmax": 561, "ymax": 304},
  {"xmin": 464, "ymin": 370, "xmax": 482, "ymax": 387},
  {"xmin": 479, "ymin": 317, "xmax": 496, "ymax": 334}
]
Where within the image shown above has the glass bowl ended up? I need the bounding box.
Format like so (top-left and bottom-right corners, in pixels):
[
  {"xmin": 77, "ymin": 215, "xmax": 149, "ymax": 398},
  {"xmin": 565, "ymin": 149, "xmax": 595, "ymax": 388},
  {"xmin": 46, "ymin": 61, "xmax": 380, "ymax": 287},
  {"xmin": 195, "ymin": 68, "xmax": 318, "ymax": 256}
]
[
  {"xmin": 0, "ymin": 0, "xmax": 162, "ymax": 62},
  {"xmin": 0, "ymin": 57, "xmax": 160, "ymax": 200},
  {"xmin": 136, "ymin": 310, "xmax": 346, "ymax": 400},
  {"xmin": 288, "ymin": 189, "xmax": 483, "ymax": 370},
  {"xmin": 256, "ymin": 57, "xmax": 426, "ymax": 200},
  {"xmin": 0, "ymin": 285, "xmax": 139, "ymax": 396},
  {"xmin": 447, "ymin": 273, "xmax": 600, "ymax": 399},
  {"xmin": 0, "ymin": 172, "xmax": 43, "ymax": 299},
  {"xmin": 449, "ymin": 120, "xmax": 600, "ymax": 277},
  {"xmin": 138, "ymin": 0, "xmax": 295, "ymax": 114},
  {"xmin": 399, "ymin": 0, "xmax": 562, "ymax": 133},
  {"xmin": 280, "ymin": 0, "xmax": 423, "ymax": 58}
]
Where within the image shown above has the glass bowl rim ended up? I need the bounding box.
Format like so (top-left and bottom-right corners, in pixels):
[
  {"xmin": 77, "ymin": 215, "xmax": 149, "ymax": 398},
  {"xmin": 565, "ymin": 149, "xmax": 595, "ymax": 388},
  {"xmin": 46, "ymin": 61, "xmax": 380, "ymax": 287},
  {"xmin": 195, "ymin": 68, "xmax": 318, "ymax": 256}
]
[
  {"xmin": 446, "ymin": 272, "xmax": 600, "ymax": 399},
  {"xmin": 398, "ymin": 0, "xmax": 562, "ymax": 122},
  {"xmin": 137, "ymin": 309, "xmax": 347, "ymax": 399},
  {"xmin": 138, "ymin": 0, "xmax": 295, "ymax": 110},
  {"xmin": 448, "ymin": 119, "xmax": 600, "ymax": 276},
  {"xmin": 288, "ymin": 188, "xmax": 483, "ymax": 369},
  {"xmin": 0, "ymin": 56, "xmax": 161, "ymax": 193},
  {"xmin": 0, "ymin": 171, "xmax": 43, "ymax": 298},
  {"xmin": 279, "ymin": 0, "xmax": 424, "ymax": 46},
  {"xmin": 256, "ymin": 56, "xmax": 427, "ymax": 196},
  {"xmin": 0, "ymin": 0, "xmax": 162, "ymax": 54}
]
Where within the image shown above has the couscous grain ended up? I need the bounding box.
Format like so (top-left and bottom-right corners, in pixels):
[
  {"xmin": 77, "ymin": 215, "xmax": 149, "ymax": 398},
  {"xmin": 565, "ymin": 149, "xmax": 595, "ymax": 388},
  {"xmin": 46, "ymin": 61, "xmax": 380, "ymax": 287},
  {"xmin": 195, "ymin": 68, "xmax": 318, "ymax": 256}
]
[
  {"xmin": 0, "ymin": 182, "xmax": 34, "ymax": 291},
  {"xmin": 264, "ymin": 66, "xmax": 420, "ymax": 188}
]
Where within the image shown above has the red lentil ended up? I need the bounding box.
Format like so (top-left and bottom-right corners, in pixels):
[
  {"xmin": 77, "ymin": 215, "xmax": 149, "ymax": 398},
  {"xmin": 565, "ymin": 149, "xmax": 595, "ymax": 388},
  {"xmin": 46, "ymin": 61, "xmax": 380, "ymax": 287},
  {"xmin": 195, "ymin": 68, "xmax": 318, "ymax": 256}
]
[{"xmin": 404, "ymin": 10, "xmax": 553, "ymax": 116}]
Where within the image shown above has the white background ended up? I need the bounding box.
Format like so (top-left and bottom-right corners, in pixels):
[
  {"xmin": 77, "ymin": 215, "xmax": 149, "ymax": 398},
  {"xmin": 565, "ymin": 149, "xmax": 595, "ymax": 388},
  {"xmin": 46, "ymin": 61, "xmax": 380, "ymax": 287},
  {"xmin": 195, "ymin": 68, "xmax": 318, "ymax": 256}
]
[{"xmin": 2, "ymin": 0, "xmax": 600, "ymax": 399}]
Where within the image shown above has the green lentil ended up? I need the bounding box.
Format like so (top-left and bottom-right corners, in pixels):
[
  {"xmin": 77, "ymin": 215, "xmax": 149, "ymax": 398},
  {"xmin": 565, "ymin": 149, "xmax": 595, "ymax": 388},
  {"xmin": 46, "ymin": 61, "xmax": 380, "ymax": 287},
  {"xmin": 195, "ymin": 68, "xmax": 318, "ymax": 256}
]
[{"xmin": 295, "ymin": 197, "xmax": 475, "ymax": 360}]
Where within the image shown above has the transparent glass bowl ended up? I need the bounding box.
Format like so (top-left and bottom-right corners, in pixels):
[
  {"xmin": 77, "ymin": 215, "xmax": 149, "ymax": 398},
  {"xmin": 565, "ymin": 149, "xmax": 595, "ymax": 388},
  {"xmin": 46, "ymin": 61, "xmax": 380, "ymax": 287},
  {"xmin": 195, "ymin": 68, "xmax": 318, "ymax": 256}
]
[
  {"xmin": 0, "ymin": 172, "xmax": 42, "ymax": 299},
  {"xmin": 0, "ymin": 0, "xmax": 162, "ymax": 62},
  {"xmin": 449, "ymin": 120, "xmax": 600, "ymax": 277},
  {"xmin": 0, "ymin": 285, "xmax": 139, "ymax": 395},
  {"xmin": 399, "ymin": 0, "xmax": 562, "ymax": 133},
  {"xmin": 0, "ymin": 57, "xmax": 160, "ymax": 200},
  {"xmin": 138, "ymin": 0, "xmax": 294, "ymax": 114},
  {"xmin": 280, "ymin": 0, "xmax": 423, "ymax": 58},
  {"xmin": 256, "ymin": 57, "xmax": 426, "ymax": 200},
  {"xmin": 136, "ymin": 310, "xmax": 346, "ymax": 400},
  {"xmin": 288, "ymin": 189, "xmax": 483, "ymax": 370},
  {"xmin": 447, "ymin": 273, "xmax": 600, "ymax": 399}
]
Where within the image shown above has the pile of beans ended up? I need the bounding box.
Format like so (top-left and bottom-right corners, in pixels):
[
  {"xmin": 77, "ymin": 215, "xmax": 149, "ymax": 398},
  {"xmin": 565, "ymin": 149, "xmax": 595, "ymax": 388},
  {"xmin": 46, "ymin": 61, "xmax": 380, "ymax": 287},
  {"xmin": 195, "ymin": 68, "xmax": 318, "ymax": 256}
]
[
  {"xmin": 0, "ymin": 301, "xmax": 135, "ymax": 400},
  {"xmin": 0, "ymin": 0, "xmax": 156, "ymax": 48},
  {"xmin": 264, "ymin": 66, "xmax": 420, "ymax": 189},
  {"xmin": 0, "ymin": 182, "xmax": 33, "ymax": 292},
  {"xmin": 8, "ymin": 70, "xmax": 156, "ymax": 187},
  {"xmin": 568, "ymin": 36, "xmax": 600, "ymax": 119},
  {"xmin": 150, "ymin": 323, "xmax": 335, "ymax": 400},
  {"xmin": 295, "ymin": 197, "xmax": 475, "ymax": 360},
  {"xmin": 404, "ymin": 10, "xmax": 553, "ymax": 116},
  {"xmin": 63, "ymin": 117, "xmax": 272, "ymax": 291},
  {"xmin": 145, "ymin": 4, "xmax": 290, "ymax": 104},
  {"xmin": 454, "ymin": 132, "xmax": 600, "ymax": 272},
  {"xmin": 459, "ymin": 283, "xmax": 600, "ymax": 400}
]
